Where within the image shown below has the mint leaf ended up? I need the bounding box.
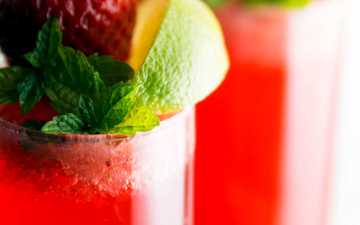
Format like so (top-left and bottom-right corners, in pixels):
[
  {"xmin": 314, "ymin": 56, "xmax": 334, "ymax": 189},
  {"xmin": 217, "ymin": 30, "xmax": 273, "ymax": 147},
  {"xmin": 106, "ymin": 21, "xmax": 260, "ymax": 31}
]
[
  {"xmin": 53, "ymin": 47, "xmax": 106, "ymax": 98},
  {"xmin": 25, "ymin": 18, "xmax": 62, "ymax": 68},
  {"xmin": 44, "ymin": 76, "xmax": 82, "ymax": 114},
  {"xmin": 0, "ymin": 67, "xmax": 27, "ymax": 103},
  {"xmin": 78, "ymin": 95, "xmax": 98, "ymax": 128},
  {"xmin": 43, "ymin": 47, "xmax": 106, "ymax": 114},
  {"xmin": 88, "ymin": 55, "xmax": 134, "ymax": 86},
  {"xmin": 109, "ymin": 107, "xmax": 160, "ymax": 135},
  {"xmin": 24, "ymin": 19, "xmax": 107, "ymax": 116},
  {"xmin": 17, "ymin": 72, "xmax": 44, "ymax": 114},
  {"xmin": 97, "ymin": 83, "xmax": 159, "ymax": 135},
  {"xmin": 0, "ymin": 18, "xmax": 160, "ymax": 136},
  {"xmin": 107, "ymin": 83, "xmax": 135, "ymax": 108},
  {"xmin": 42, "ymin": 113, "xmax": 85, "ymax": 134},
  {"xmin": 99, "ymin": 84, "xmax": 136, "ymax": 132}
]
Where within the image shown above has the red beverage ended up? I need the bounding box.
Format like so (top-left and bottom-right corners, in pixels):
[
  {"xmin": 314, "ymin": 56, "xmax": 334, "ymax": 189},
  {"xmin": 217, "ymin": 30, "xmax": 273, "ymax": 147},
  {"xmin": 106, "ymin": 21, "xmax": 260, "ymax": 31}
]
[
  {"xmin": 195, "ymin": 2, "xmax": 344, "ymax": 225},
  {"xmin": 0, "ymin": 105, "xmax": 195, "ymax": 225}
]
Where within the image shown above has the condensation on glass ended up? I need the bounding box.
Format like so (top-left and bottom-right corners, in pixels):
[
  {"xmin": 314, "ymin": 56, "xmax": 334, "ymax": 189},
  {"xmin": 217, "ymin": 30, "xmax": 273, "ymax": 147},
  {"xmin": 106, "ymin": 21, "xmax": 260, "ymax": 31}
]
[{"xmin": 0, "ymin": 107, "xmax": 195, "ymax": 225}]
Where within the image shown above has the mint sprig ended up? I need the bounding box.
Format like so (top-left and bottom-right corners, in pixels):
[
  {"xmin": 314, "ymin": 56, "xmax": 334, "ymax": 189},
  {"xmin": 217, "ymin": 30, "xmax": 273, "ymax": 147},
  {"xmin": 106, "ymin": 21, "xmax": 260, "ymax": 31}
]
[
  {"xmin": 0, "ymin": 19, "xmax": 160, "ymax": 135},
  {"xmin": 25, "ymin": 18, "xmax": 62, "ymax": 68}
]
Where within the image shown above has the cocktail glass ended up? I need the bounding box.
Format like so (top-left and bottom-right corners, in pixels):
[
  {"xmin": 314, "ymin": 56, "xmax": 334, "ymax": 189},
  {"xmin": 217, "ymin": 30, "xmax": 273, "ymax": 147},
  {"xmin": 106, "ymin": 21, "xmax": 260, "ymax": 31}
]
[
  {"xmin": 196, "ymin": 1, "xmax": 344, "ymax": 225},
  {"xmin": 0, "ymin": 105, "xmax": 195, "ymax": 225}
]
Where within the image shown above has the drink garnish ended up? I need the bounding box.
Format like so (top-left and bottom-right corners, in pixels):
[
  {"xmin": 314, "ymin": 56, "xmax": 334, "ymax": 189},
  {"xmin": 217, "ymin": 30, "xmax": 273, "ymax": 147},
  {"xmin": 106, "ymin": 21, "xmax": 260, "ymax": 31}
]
[
  {"xmin": 0, "ymin": 19, "xmax": 159, "ymax": 135},
  {"xmin": 0, "ymin": 0, "xmax": 229, "ymax": 136}
]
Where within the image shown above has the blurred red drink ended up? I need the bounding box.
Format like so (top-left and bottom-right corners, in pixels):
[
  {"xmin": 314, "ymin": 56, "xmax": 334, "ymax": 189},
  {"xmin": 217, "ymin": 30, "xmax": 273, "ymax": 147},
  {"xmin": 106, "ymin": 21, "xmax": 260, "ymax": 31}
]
[{"xmin": 195, "ymin": 1, "xmax": 344, "ymax": 225}]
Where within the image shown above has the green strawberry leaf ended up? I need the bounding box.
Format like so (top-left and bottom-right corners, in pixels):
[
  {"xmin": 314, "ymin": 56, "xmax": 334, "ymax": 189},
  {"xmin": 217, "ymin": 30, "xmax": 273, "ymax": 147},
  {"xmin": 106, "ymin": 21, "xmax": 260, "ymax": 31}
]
[
  {"xmin": 25, "ymin": 18, "xmax": 62, "ymax": 68},
  {"xmin": 109, "ymin": 107, "xmax": 160, "ymax": 135},
  {"xmin": 42, "ymin": 113, "xmax": 85, "ymax": 134},
  {"xmin": 88, "ymin": 55, "xmax": 134, "ymax": 86},
  {"xmin": 0, "ymin": 67, "xmax": 27, "ymax": 103},
  {"xmin": 17, "ymin": 72, "xmax": 44, "ymax": 114}
]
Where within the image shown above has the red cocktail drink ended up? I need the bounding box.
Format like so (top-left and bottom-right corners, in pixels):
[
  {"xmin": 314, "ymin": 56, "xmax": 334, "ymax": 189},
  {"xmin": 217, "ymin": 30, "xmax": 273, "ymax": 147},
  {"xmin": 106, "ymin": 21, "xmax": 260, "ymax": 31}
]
[
  {"xmin": 0, "ymin": 0, "xmax": 228, "ymax": 223},
  {"xmin": 196, "ymin": 1, "xmax": 343, "ymax": 225},
  {"xmin": 0, "ymin": 105, "xmax": 195, "ymax": 225}
]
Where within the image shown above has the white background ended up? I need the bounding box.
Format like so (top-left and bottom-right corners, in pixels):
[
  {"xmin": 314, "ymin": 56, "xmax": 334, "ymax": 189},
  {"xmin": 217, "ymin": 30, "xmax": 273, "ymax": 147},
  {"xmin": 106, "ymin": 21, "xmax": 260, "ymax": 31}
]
[{"xmin": 330, "ymin": 0, "xmax": 360, "ymax": 224}]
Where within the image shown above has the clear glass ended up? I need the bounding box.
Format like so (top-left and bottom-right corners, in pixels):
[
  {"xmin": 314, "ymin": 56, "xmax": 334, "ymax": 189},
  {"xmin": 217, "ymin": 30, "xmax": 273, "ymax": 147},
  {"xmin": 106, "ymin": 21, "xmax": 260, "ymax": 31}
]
[
  {"xmin": 196, "ymin": 1, "xmax": 344, "ymax": 225},
  {"xmin": 0, "ymin": 106, "xmax": 195, "ymax": 225}
]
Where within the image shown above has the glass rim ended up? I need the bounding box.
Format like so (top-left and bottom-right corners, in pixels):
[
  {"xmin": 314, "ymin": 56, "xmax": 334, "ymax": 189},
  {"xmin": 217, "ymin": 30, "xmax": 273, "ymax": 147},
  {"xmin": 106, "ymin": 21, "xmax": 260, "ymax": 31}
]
[{"xmin": 0, "ymin": 107, "xmax": 193, "ymax": 143}]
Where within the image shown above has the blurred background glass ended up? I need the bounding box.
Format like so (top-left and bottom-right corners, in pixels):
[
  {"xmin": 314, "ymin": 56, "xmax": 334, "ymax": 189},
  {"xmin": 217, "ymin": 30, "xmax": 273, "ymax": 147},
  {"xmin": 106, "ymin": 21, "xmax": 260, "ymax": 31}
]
[
  {"xmin": 330, "ymin": 0, "xmax": 360, "ymax": 224},
  {"xmin": 195, "ymin": 1, "xmax": 346, "ymax": 225}
]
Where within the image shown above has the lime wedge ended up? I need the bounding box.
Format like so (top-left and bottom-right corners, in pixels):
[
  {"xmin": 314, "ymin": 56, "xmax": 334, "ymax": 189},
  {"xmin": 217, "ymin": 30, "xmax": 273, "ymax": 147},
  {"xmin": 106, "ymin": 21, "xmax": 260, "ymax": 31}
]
[{"xmin": 129, "ymin": 0, "xmax": 229, "ymax": 114}]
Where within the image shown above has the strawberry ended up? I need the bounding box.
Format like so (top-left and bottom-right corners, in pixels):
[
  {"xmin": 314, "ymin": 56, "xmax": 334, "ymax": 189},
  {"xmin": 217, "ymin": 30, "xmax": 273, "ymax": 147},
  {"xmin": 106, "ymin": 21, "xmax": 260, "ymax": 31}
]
[{"xmin": 31, "ymin": 0, "xmax": 137, "ymax": 61}]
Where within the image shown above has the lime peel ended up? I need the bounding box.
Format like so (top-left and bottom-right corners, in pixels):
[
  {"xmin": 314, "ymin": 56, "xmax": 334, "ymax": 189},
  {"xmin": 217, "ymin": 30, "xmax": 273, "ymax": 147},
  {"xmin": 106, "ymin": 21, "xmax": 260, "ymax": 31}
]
[{"xmin": 130, "ymin": 0, "xmax": 229, "ymax": 114}]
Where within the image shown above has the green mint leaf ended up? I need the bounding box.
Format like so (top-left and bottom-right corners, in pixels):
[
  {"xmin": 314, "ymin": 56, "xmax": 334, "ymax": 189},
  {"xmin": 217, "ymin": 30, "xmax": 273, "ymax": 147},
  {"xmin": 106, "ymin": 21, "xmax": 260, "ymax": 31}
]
[
  {"xmin": 42, "ymin": 113, "xmax": 85, "ymax": 134},
  {"xmin": 43, "ymin": 46, "xmax": 106, "ymax": 114},
  {"xmin": 99, "ymin": 84, "xmax": 136, "ymax": 132},
  {"xmin": 44, "ymin": 76, "xmax": 81, "ymax": 113},
  {"xmin": 78, "ymin": 95, "xmax": 98, "ymax": 128},
  {"xmin": 108, "ymin": 83, "xmax": 135, "ymax": 107},
  {"xmin": 108, "ymin": 107, "xmax": 160, "ymax": 136},
  {"xmin": 60, "ymin": 47, "xmax": 105, "ymax": 96},
  {"xmin": 52, "ymin": 47, "xmax": 105, "ymax": 98},
  {"xmin": 88, "ymin": 54, "xmax": 134, "ymax": 86},
  {"xmin": 25, "ymin": 18, "xmax": 62, "ymax": 68},
  {"xmin": 1, "ymin": 18, "xmax": 160, "ymax": 136},
  {"xmin": 24, "ymin": 19, "xmax": 107, "ymax": 116},
  {"xmin": 17, "ymin": 72, "xmax": 44, "ymax": 114},
  {"xmin": 244, "ymin": 0, "xmax": 311, "ymax": 7},
  {"xmin": 0, "ymin": 67, "xmax": 28, "ymax": 103}
]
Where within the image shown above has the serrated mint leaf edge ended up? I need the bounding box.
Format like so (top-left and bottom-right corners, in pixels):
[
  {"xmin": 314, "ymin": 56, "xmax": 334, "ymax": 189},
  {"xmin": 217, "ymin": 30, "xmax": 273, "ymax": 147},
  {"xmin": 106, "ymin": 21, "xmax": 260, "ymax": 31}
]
[
  {"xmin": 88, "ymin": 54, "xmax": 135, "ymax": 86},
  {"xmin": 41, "ymin": 113, "xmax": 86, "ymax": 134},
  {"xmin": 17, "ymin": 73, "xmax": 45, "ymax": 114},
  {"xmin": 25, "ymin": 18, "xmax": 62, "ymax": 68},
  {"xmin": 0, "ymin": 18, "xmax": 161, "ymax": 136}
]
